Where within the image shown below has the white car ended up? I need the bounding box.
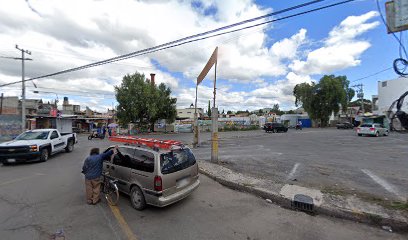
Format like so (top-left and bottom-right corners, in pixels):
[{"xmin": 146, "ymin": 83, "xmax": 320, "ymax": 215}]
[{"xmin": 356, "ymin": 123, "xmax": 389, "ymax": 137}]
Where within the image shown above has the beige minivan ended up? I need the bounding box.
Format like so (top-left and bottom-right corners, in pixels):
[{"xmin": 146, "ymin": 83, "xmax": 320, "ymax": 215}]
[{"xmin": 102, "ymin": 145, "xmax": 200, "ymax": 210}]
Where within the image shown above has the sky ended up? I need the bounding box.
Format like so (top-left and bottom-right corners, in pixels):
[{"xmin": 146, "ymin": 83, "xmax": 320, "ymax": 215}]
[{"xmin": 0, "ymin": 0, "xmax": 403, "ymax": 113}]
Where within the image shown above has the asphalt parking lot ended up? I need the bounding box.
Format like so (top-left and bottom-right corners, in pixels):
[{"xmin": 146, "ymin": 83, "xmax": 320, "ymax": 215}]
[
  {"xmin": 192, "ymin": 128, "xmax": 408, "ymax": 203},
  {"xmin": 1, "ymin": 132, "xmax": 405, "ymax": 239}
]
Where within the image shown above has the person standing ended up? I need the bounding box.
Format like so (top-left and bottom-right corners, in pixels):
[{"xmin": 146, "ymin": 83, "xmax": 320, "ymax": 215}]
[{"xmin": 82, "ymin": 146, "xmax": 117, "ymax": 205}]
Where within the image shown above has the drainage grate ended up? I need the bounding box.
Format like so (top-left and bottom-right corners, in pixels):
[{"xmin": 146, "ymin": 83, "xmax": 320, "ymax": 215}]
[{"xmin": 292, "ymin": 194, "xmax": 314, "ymax": 212}]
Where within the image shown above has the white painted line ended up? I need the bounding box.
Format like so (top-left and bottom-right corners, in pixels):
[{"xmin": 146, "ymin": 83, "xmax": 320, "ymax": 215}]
[
  {"xmin": 361, "ymin": 169, "xmax": 406, "ymax": 201},
  {"xmin": 287, "ymin": 163, "xmax": 300, "ymax": 181}
]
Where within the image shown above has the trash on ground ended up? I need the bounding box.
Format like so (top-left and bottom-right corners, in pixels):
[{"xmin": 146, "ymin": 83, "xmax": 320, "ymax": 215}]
[{"xmin": 381, "ymin": 226, "xmax": 393, "ymax": 233}]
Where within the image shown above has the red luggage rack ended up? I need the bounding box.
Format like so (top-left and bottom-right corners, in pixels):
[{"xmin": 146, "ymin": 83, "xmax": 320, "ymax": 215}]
[{"xmin": 109, "ymin": 135, "xmax": 184, "ymax": 150}]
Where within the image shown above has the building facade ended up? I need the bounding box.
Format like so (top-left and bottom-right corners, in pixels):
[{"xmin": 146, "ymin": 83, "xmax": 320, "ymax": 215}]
[
  {"xmin": 177, "ymin": 107, "xmax": 204, "ymax": 119},
  {"xmin": 373, "ymin": 77, "xmax": 408, "ymax": 115},
  {"xmin": 0, "ymin": 96, "xmax": 19, "ymax": 115}
]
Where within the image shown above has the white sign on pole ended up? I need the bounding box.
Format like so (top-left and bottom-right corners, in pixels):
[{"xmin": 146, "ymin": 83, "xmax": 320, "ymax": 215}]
[{"xmin": 395, "ymin": 0, "xmax": 408, "ymax": 28}]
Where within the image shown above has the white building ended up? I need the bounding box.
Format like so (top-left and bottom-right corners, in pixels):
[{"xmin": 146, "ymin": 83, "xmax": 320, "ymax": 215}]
[
  {"xmin": 373, "ymin": 77, "xmax": 408, "ymax": 115},
  {"xmin": 177, "ymin": 107, "xmax": 204, "ymax": 119}
]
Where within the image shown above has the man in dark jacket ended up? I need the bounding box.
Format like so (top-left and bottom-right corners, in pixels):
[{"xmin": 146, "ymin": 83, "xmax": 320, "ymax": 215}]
[{"xmin": 82, "ymin": 146, "xmax": 117, "ymax": 205}]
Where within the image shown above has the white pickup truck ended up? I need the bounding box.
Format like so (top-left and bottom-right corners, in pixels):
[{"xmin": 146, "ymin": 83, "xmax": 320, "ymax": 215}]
[{"xmin": 0, "ymin": 129, "xmax": 77, "ymax": 165}]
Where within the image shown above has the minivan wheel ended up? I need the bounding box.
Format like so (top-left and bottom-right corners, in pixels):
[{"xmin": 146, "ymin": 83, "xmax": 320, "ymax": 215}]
[
  {"xmin": 384, "ymin": 131, "xmax": 389, "ymax": 136},
  {"xmin": 375, "ymin": 131, "xmax": 379, "ymax": 137},
  {"xmin": 130, "ymin": 186, "xmax": 146, "ymax": 210}
]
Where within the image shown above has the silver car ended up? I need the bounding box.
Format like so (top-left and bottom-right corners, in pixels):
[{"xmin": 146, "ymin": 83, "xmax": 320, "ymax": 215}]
[
  {"xmin": 356, "ymin": 123, "xmax": 389, "ymax": 137},
  {"xmin": 102, "ymin": 145, "xmax": 200, "ymax": 210}
]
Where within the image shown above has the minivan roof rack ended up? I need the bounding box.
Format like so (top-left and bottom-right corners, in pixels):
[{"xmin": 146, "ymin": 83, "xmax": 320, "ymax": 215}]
[{"xmin": 109, "ymin": 136, "xmax": 184, "ymax": 150}]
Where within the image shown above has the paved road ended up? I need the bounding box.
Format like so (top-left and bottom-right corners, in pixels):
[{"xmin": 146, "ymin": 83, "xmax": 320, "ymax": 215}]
[
  {"xmin": 0, "ymin": 135, "xmax": 406, "ymax": 239},
  {"xmin": 191, "ymin": 128, "xmax": 408, "ymax": 203}
]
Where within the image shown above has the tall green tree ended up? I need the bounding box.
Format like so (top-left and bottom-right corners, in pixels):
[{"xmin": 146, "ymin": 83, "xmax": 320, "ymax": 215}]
[
  {"xmin": 271, "ymin": 104, "xmax": 284, "ymax": 115},
  {"xmin": 115, "ymin": 72, "xmax": 177, "ymax": 131},
  {"xmin": 350, "ymin": 99, "xmax": 372, "ymax": 113},
  {"xmin": 293, "ymin": 75, "xmax": 353, "ymax": 127},
  {"xmin": 207, "ymin": 100, "xmax": 212, "ymax": 117}
]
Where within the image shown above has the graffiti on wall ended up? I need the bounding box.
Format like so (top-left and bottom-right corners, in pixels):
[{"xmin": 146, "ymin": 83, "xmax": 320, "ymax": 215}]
[{"xmin": 0, "ymin": 115, "xmax": 22, "ymax": 142}]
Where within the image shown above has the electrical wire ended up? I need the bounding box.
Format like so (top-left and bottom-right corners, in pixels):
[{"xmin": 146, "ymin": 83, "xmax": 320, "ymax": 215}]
[
  {"xmin": 349, "ymin": 66, "xmax": 393, "ymax": 83},
  {"xmin": 376, "ymin": 0, "xmax": 408, "ymax": 76},
  {"xmin": 0, "ymin": 0, "xmax": 354, "ymax": 87}
]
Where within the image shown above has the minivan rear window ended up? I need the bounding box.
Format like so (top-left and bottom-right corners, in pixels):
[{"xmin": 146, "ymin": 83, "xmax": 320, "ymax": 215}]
[{"xmin": 160, "ymin": 148, "xmax": 196, "ymax": 175}]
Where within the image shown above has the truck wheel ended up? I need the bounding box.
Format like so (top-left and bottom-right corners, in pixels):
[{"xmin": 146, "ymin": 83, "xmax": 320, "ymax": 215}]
[
  {"xmin": 65, "ymin": 140, "xmax": 74, "ymax": 152},
  {"xmin": 40, "ymin": 149, "xmax": 49, "ymax": 162},
  {"xmin": 272, "ymin": 129, "xmax": 277, "ymax": 133}
]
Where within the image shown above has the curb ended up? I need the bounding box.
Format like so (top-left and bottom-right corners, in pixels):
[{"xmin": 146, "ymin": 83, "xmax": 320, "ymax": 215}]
[{"xmin": 199, "ymin": 165, "xmax": 408, "ymax": 233}]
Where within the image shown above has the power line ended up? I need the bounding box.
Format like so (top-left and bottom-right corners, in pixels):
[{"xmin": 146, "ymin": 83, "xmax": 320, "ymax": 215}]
[
  {"xmin": 0, "ymin": 0, "xmax": 357, "ymax": 88},
  {"xmin": 375, "ymin": 0, "xmax": 407, "ymax": 59},
  {"xmin": 0, "ymin": 0, "xmax": 325, "ymax": 87},
  {"xmin": 350, "ymin": 67, "xmax": 393, "ymax": 83},
  {"xmin": 2, "ymin": 85, "xmax": 115, "ymax": 98}
]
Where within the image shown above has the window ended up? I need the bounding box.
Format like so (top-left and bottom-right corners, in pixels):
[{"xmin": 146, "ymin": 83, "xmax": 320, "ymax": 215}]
[
  {"xmin": 112, "ymin": 147, "xmax": 135, "ymax": 168},
  {"xmin": 50, "ymin": 131, "xmax": 59, "ymax": 139},
  {"xmin": 16, "ymin": 131, "xmax": 49, "ymax": 140},
  {"xmin": 160, "ymin": 148, "xmax": 196, "ymax": 174},
  {"xmin": 382, "ymin": 81, "xmax": 387, "ymax": 87},
  {"xmin": 129, "ymin": 150, "xmax": 155, "ymax": 173}
]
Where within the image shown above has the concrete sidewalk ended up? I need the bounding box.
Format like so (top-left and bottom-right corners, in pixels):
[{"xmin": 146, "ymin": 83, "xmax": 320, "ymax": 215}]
[{"xmin": 198, "ymin": 160, "xmax": 408, "ymax": 233}]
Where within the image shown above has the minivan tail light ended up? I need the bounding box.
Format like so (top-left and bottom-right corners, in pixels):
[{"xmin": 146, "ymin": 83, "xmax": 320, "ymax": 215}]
[
  {"xmin": 369, "ymin": 127, "xmax": 375, "ymax": 131},
  {"xmin": 154, "ymin": 176, "xmax": 162, "ymax": 191}
]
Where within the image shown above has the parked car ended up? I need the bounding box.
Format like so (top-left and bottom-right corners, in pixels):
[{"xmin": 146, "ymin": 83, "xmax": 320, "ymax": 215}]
[
  {"xmin": 263, "ymin": 122, "xmax": 288, "ymax": 133},
  {"xmin": 0, "ymin": 129, "xmax": 77, "ymax": 165},
  {"xmin": 336, "ymin": 122, "xmax": 354, "ymax": 129},
  {"xmin": 102, "ymin": 143, "xmax": 200, "ymax": 210},
  {"xmin": 356, "ymin": 123, "xmax": 389, "ymax": 137}
]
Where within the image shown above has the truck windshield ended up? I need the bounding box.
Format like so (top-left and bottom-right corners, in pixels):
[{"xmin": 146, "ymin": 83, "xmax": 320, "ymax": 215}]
[
  {"xmin": 160, "ymin": 148, "xmax": 196, "ymax": 174},
  {"xmin": 15, "ymin": 131, "xmax": 50, "ymax": 140}
]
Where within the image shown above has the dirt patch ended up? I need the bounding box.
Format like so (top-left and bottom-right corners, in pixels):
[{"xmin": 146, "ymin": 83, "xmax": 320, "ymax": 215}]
[{"xmin": 322, "ymin": 186, "xmax": 408, "ymax": 212}]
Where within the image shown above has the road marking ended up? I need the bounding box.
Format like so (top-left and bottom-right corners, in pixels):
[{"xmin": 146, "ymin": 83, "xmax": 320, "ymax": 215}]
[
  {"xmin": 109, "ymin": 204, "xmax": 138, "ymax": 240},
  {"xmin": 361, "ymin": 169, "xmax": 406, "ymax": 201},
  {"xmin": 0, "ymin": 173, "xmax": 45, "ymax": 187},
  {"xmin": 287, "ymin": 163, "xmax": 300, "ymax": 181},
  {"xmin": 98, "ymin": 204, "xmax": 121, "ymax": 240}
]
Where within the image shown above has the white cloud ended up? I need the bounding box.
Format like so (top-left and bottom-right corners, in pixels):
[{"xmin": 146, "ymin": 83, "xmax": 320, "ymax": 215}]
[
  {"xmin": 0, "ymin": 1, "xmax": 379, "ymax": 112},
  {"xmin": 289, "ymin": 11, "xmax": 379, "ymax": 75},
  {"xmin": 271, "ymin": 28, "xmax": 307, "ymax": 60}
]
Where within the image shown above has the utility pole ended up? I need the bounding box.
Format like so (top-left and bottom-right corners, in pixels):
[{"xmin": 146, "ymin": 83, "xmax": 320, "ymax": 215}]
[
  {"xmin": 352, "ymin": 84, "xmax": 364, "ymax": 114},
  {"xmin": 0, "ymin": 93, "xmax": 3, "ymax": 115},
  {"xmin": 211, "ymin": 56, "xmax": 218, "ymax": 163},
  {"xmin": 15, "ymin": 45, "xmax": 32, "ymax": 132}
]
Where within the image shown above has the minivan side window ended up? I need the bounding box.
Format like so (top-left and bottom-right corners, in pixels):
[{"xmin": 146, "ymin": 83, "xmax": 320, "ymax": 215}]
[
  {"xmin": 129, "ymin": 150, "xmax": 155, "ymax": 173},
  {"xmin": 112, "ymin": 147, "xmax": 135, "ymax": 168}
]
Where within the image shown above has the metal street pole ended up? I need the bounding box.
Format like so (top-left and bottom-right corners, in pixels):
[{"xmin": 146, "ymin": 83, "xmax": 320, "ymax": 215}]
[
  {"xmin": 16, "ymin": 45, "xmax": 31, "ymax": 132},
  {"xmin": 211, "ymin": 59, "xmax": 218, "ymax": 163},
  {"xmin": 0, "ymin": 93, "xmax": 3, "ymax": 115},
  {"xmin": 193, "ymin": 84, "xmax": 200, "ymax": 148}
]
